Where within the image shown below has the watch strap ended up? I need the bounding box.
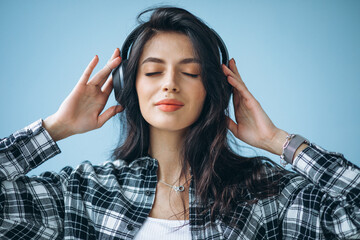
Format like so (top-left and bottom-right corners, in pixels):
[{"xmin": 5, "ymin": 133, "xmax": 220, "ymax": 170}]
[{"xmin": 284, "ymin": 134, "xmax": 309, "ymax": 164}]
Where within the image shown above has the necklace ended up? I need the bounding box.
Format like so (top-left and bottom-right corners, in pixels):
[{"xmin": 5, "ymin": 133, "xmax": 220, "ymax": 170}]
[
  {"xmin": 158, "ymin": 178, "xmax": 191, "ymax": 192},
  {"xmin": 159, "ymin": 180, "xmax": 185, "ymax": 192},
  {"xmin": 157, "ymin": 167, "xmax": 192, "ymax": 192}
]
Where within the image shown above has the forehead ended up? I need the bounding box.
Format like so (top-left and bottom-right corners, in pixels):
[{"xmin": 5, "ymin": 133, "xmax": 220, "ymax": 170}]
[{"xmin": 139, "ymin": 32, "xmax": 196, "ymax": 61}]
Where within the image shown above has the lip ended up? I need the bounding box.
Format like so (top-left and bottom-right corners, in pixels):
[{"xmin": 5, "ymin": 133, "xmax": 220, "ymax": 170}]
[
  {"xmin": 155, "ymin": 99, "xmax": 184, "ymax": 112},
  {"xmin": 155, "ymin": 99, "xmax": 185, "ymax": 106}
]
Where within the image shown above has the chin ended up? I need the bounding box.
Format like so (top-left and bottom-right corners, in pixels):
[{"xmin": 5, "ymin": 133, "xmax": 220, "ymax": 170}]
[
  {"xmin": 149, "ymin": 123, "xmax": 190, "ymax": 132},
  {"xmin": 143, "ymin": 113, "xmax": 200, "ymax": 132}
]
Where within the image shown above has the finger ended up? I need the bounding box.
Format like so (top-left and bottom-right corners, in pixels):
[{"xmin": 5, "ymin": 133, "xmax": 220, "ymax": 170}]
[
  {"xmin": 88, "ymin": 56, "xmax": 121, "ymax": 86},
  {"xmin": 109, "ymin": 48, "xmax": 120, "ymax": 61},
  {"xmin": 226, "ymin": 61, "xmax": 249, "ymax": 92},
  {"xmin": 101, "ymin": 48, "xmax": 120, "ymax": 86},
  {"xmin": 78, "ymin": 55, "xmax": 99, "ymax": 85},
  {"xmin": 222, "ymin": 63, "xmax": 237, "ymax": 78},
  {"xmin": 99, "ymin": 56, "xmax": 121, "ymax": 87},
  {"xmin": 226, "ymin": 116, "xmax": 238, "ymax": 137},
  {"xmin": 105, "ymin": 48, "xmax": 120, "ymax": 72},
  {"xmin": 101, "ymin": 75, "xmax": 113, "ymax": 96},
  {"xmin": 229, "ymin": 58, "xmax": 240, "ymax": 77},
  {"xmin": 97, "ymin": 105, "xmax": 124, "ymax": 128},
  {"xmin": 223, "ymin": 63, "xmax": 246, "ymax": 87},
  {"xmin": 227, "ymin": 75, "xmax": 249, "ymax": 96}
]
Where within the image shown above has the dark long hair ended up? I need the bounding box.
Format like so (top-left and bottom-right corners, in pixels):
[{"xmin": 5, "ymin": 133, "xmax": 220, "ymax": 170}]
[{"xmin": 112, "ymin": 6, "xmax": 292, "ymax": 225}]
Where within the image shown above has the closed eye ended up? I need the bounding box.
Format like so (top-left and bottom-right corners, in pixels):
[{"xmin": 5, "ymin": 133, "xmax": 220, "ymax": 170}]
[
  {"xmin": 145, "ymin": 72, "xmax": 162, "ymax": 76},
  {"xmin": 183, "ymin": 72, "xmax": 199, "ymax": 78},
  {"xmin": 145, "ymin": 72, "xmax": 199, "ymax": 78}
]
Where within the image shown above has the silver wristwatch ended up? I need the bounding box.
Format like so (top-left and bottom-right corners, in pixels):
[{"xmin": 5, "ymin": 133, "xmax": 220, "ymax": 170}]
[{"xmin": 280, "ymin": 134, "xmax": 309, "ymax": 166}]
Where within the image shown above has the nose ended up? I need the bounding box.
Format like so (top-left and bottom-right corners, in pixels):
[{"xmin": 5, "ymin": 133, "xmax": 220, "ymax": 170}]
[
  {"xmin": 163, "ymin": 85, "xmax": 179, "ymax": 92},
  {"xmin": 162, "ymin": 71, "xmax": 180, "ymax": 93}
]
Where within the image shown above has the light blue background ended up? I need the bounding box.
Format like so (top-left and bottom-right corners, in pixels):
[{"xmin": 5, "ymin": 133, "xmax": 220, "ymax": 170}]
[{"xmin": 0, "ymin": 0, "xmax": 359, "ymax": 176}]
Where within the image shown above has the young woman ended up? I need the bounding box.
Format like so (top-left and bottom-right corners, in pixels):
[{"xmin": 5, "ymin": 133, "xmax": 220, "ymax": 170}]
[{"xmin": 0, "ymin": 7, "xmax": 359, "ymax": 240}]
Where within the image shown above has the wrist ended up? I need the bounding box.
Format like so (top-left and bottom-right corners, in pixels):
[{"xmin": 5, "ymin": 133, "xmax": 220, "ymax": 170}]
[
  {"xmin": 43, "ymin": 114, "xmax": 73, "ymax": 142},
  {"xmin": 264, "ymin": 129, "xmax": 289, "ymax": 156}
]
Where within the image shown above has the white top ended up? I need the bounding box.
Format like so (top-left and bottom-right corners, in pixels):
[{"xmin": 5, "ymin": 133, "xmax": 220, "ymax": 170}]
[{"xmin": 133, "ymin": 216, "xmax": 191, "ymax": 240}]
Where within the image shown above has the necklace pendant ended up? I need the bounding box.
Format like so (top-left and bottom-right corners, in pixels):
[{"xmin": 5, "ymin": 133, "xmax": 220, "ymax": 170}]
[{"xmin": 173, "ymin": 185, "xmax": 185, "ymax": 192}]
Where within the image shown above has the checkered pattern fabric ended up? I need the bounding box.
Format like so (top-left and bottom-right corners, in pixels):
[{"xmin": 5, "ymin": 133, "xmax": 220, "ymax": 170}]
[{"xmin": 0, "ymin": 120, "xmax": 359, "ymax": 239}]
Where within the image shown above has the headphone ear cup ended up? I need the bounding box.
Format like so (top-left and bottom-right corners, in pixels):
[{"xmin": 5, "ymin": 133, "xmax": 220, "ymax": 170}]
[{"xmin": 112, "ymin": 59, "xmax": 128, "ymax": 104}]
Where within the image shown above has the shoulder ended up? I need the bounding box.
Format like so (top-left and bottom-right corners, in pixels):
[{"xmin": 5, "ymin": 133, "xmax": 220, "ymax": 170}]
[
  {"xmin": 260, "ymin": 158, "xmax": 315, "ymax": 200},
  {"xmin": 58, "ymin": 156, "xmax": 157, "ymax": 183}
]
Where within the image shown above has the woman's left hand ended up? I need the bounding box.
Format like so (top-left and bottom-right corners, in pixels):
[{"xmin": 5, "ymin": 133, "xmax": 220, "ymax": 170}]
[{"xmin": 223, "ymin": 58, "xmax": 288, "ymax": 155}]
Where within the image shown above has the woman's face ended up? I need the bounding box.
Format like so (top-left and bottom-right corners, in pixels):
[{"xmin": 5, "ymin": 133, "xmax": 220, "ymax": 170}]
[{"xmin": 136, "ymin": 32, "xmax": 206, "ymax": 132}]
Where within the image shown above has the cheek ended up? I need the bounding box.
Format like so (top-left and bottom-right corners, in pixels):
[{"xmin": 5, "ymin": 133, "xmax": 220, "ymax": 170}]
[
  {"xmin": 135, "ymin": 80, "xmax": 147, "ymax": 110},
  {"xmin": 197, "ymin": 81, "xmax": 207, "ymax": 101},
  {"xmin": 198, "ymin": 90, "xmax": 207, "ymax": 112},
  {"xmin": 189, "ymin": 83, "xmax": 207, "ymax": 113},
  {"xmin": 136, "ymin": 79, "xmax": 155, "ymax": 114}
]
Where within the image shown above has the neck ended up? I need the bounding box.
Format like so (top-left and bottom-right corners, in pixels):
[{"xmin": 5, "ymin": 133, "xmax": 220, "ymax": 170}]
[{"xmin": 148, "ymin": 126, "xmax": 190, "ymax": 184}]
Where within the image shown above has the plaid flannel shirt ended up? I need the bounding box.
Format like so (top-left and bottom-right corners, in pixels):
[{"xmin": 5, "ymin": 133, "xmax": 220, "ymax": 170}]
[{"xmin": 0, "ymin": 120, "xmax": 359, "ymax": 239}]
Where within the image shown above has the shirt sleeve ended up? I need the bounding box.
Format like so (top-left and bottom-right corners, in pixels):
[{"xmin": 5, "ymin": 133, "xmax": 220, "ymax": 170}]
[
  {"xmin": 278, "ymin": 142, "xmax": 360, "ymax": 239},
  {"xmin": 0, "ymin": 120, "xmax": 65, "ymax": 239},
  {"xmin": 0, "ymin": 119, "xmax": 61, "ymax": 181}
]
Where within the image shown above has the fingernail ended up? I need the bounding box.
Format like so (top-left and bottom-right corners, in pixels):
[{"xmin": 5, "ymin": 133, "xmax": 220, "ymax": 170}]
[{"xmin": 232, "ymin": 58, "xmax": 236, "ymax": 64}]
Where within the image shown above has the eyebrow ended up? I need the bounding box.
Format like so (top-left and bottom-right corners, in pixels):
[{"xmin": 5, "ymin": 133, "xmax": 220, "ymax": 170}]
[{"xmin": 141, "ymin": 57, "xmax": 200, "ymax": 65}]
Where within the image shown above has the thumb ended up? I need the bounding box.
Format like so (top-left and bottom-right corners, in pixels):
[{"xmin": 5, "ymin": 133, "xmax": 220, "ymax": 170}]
[
  {"xmin": 226, "ymin": 116, "xmax": 238, "ymax": 137},
  {"xmin": 97, "ymin": 105, "xmax": 124, "ymax": 128}
]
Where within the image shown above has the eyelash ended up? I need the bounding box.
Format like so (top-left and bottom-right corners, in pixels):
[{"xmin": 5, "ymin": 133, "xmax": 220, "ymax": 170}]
[
  {"xmin": 145, "ymin": 72, "xmax": 161, "ymax": 76},
  {"xmin": 145, "ymin": 72, "xmax": 199, "ymax": 78},
  {"xmin": 183, "ymin": 73, "xmax": 199, "ymax": 78}
]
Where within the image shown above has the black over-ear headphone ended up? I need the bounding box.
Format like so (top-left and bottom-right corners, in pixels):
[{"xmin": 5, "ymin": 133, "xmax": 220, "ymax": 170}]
[{"xmin": 111, "ymin": 25, "xmax": 229, "ymax": 103}]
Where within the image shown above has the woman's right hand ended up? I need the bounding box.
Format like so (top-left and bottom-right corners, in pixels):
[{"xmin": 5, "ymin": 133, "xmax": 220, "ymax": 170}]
[{"xmin": 43, "ymin": 48, "xmax": 124, "ymax": 142}]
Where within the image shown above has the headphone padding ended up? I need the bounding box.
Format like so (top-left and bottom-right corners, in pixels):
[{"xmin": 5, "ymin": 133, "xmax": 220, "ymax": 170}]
[{"xmin": 112, "ymin": 60, "xmax": 127, "ymax": 103}]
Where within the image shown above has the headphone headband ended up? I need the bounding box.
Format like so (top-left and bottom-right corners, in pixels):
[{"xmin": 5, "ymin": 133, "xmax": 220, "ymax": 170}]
[
  {"xmin": 210, "ymin": 28, "xmax": 229, "ymax": 67},
  {"xmin": 120, "ymin": 25, "xmax": 145, "ymax": 60},
  {"xmin": 120, "ymin": 25, "xmax": 229, "ymax": 66}
]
